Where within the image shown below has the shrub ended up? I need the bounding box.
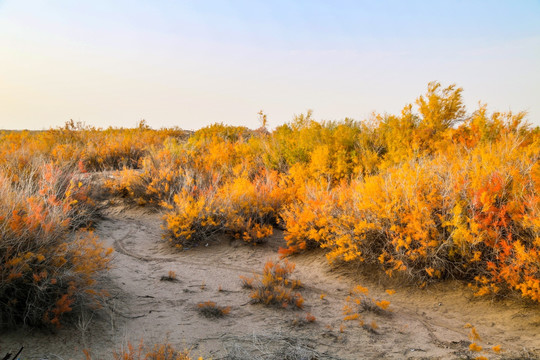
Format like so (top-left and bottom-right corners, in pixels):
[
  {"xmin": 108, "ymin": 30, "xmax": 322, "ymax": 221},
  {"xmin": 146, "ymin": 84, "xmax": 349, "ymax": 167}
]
[
  {"xmin": 162, "ymin": 188, "xmax": 223, "ymax": 249},
  {"xmin": 197, "ymin": 301, "xmax": 231, "ymax": 318},
  {"xmin": 104, "ymin": 147, "xmax": 195, "ymax": 208},
  {"xmin": 103, "ymin": 340, "xmax": 204, "ymax": 360},
  {"xmin": 0, "ymin": 162, "xmax": 112, "ymax": 327},
  {"xmin": 342, "ymin": 285, "xmax": 392, "ymax": 324},
  {"xmin": 280, "ymin": 129, "xmax": 540, "ymax": 302},
  {"xmin": 242, "ymin": 260, "xmax": 304, "ymax": 309},
  {"xmin": 163, "ymin": 171, "xmax": 286, "ymax": 248}
]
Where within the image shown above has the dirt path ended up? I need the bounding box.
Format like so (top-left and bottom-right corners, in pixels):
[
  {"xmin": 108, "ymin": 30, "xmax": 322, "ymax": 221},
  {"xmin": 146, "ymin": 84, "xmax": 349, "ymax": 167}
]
[{"xmin": 1, "ymin": 207, "xmax": 539, "ymax": 359}]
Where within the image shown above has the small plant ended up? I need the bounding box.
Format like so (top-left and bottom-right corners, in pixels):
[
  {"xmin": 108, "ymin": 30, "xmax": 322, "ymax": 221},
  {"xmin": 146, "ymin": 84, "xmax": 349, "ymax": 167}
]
[
  {"xmin": 305, "ymin": 312, "xmax": 316, "ymax": 323},
  {"xmin": 197, "ymin": 301, "xmax": 231, "ymax": 318},
  {"xmin": 239, "ymin": 275, "xmax": 254, "ymax": 289},
  {"xmin": 290, "ymin": 312, "xmax": 316, "ymax": 327},
  {"xmin": 104, "ymin": 340, "xmax": 205, "ymax": 360},
  {"xmin": 464, "ymin": 323, "xmax": 503, "ymax": 359},
  {"xmin": 342, "ymin": 284, "xmax": 391, "ymax": 333},
  {"xmin": 241, "ymin": 260, "xmax": 304, "ymax": 309},
  {"xmin": 343, "ymin": 285, "xmax": 392, "ymax": 318},
  {"xmin": 160, "ymin": 270, "xmax": 177, "ymax": 282}
]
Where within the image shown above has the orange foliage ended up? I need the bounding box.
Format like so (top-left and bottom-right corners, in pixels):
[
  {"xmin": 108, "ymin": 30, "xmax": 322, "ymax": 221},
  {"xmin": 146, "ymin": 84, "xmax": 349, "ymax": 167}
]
[
  {"xmin": 163, "ymin": 170, "xmax": 287, "ymax": 248},
  {"xmin": 0, "ymin": 161, "xmax": 111, "ymax": 327},
  {"xmin": 105, "ymin": 340, "xmax": 205, "ymax": 360},
  {"xmin": 242, "ymin": 260, "xmax": 304, "ymax": 309},
  {"xmin": 1, "ymin": 81, "xmax": 539, "ymax": 314}
]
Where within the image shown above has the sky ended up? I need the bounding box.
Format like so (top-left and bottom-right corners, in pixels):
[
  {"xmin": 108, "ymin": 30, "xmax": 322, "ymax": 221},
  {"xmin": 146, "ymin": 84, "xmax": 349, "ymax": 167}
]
[{"xmin": 0, "ymin": 0, "xmax": 539, "ymax": 130}]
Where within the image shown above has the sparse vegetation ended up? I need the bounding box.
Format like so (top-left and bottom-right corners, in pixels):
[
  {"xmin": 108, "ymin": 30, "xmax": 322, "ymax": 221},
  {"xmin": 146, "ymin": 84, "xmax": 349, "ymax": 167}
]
[
  {"xmin": 463, "ymin": 323, "xmax": 505, "ymax": 359},
  {"xmin": 242, "ymin": 260, "xmax": 304, "ymax": 309},
  {"xmin": 197, "ymin": 301, "xmax": 231, "ymax": 318},
  {"xmin": 160, "ymin": 270, "xmax": 177, "ymax": 282},
  {"xmin": 342, "ymin": 284, "xmax": 392, "ymax": 333},
  {"xmin": 86, "ymin": 340, "xmax": 205, "ymax": 360}
]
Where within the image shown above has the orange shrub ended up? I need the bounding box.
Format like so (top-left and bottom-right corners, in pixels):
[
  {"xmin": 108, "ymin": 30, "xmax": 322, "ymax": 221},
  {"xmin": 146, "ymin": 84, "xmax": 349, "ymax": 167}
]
[
  {"xmin": 163, "ymin": 171, "xmax": 287, "ymax": 248},
  {"xmin": 106, "ymin": 340, "xmax": 204, "ymax": 360},
  {"xmin": 105, "ymin": 149, "xmax": 195, "ymax": 207},
  {"xmin": 242, "ymin": 260, "xmax": 304, "ymax": 309},
  {"xmin": 0, "ymin": 162, "xmax": 112, "ymax": 327},
  {"xmin": 280, "ymin": 127, "xmax": 540, "ymax": 301},
  {"xmin": 278, "ymin": 186, "xmax": 338, "ymax": 256},
  {"xmin": 2, "ymin": 82, "xmax": 538, "ymax": 307},
  {"xmin": 162, "ymin": 188, "xmax": 223, "ymax": 249}
]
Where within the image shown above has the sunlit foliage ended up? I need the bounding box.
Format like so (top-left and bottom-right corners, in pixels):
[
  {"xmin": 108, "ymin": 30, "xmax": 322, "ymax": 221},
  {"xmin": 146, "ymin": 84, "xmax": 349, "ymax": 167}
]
[
  {"xmin": 241, "ymin": 260, "xmax": 304, "ymax": 309},
  {"xmin": 0, "ymin": 161, "xmax": 111, "ymax": 327},
  {"xmin": 1, "ymin": 81, "xmax": 539, "ymax": 311}
]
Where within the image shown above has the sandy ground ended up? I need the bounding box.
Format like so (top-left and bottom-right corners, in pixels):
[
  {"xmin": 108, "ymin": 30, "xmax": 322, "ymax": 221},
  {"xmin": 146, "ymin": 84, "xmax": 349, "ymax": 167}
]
[{"xmin": 1, "ymin": 207, "xmax": 539, "ymax": 359}]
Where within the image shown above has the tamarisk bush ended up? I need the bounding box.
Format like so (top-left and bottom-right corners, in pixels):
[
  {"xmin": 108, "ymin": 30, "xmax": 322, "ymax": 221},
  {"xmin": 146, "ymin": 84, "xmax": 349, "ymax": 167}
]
[{"xmin": 0, "ymin": 162, "xmax": 112, "ymax": 327}]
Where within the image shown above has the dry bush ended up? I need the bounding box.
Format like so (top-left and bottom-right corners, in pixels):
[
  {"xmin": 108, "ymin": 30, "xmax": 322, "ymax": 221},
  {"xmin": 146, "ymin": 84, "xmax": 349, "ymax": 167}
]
[
  {"xmin": 197, "ymin": 301, "xmax": 231, "ymax": 318},
  {"xmin": 342, "ymin": 285, "xmax": 392, "ymax": 325},
  {"xmin": 160, "ymin": 270, "xmax": 177, "ymax": 282},
  {"xmin": 221, "ymin": 332, "xmax": 329, "ymax": 360},
  {"xmin": 0, "ymin": 162, "xmax": 112, "ymax": 327},
  {"xmin": 101, "ymin": 340, "xmax": 204, "ymax": 360},
  {"xmin": 242, "ymin": 260, "xmax": 304, "ymax": 309}
]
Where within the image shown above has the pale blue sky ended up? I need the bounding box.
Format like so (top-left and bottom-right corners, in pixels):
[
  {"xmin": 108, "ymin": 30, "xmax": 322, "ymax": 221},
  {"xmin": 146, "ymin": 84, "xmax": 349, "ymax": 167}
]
[{"xmin": 1, "ymin": 1, "xmax": 539, "ymax": 130}]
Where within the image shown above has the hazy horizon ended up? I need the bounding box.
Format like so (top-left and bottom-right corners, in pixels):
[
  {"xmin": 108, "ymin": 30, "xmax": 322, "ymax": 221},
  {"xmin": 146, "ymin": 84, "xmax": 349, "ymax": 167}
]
[{"xmin": 1, "ymin": 1, "xmax": 539, "ymax": 130}]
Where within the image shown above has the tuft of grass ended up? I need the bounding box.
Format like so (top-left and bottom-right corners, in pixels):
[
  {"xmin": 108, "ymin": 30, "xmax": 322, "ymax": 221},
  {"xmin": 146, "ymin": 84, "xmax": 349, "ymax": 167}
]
[
  {"xmin": 160, "ymin": 270, "xmax": 178, "ymax": 282},
  {"xmin": 197, "ymin": 301, "xmax": 231, "ymax": 318}
]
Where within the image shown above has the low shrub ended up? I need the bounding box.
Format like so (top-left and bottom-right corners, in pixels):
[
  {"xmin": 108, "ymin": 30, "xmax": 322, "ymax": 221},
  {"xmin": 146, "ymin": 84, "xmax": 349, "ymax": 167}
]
[
  {"xmin": 94, "ymin": 340, "xmax": 204, "ymax": 360},
  {"xmin": 0, "ymin": 162, "xmax": 112, "ymax": 327},
  {"xmin": 242, "ymin": 260, "xmax": 304, "ymax": 309},
  {"xmin": 163, "ymin": 171, "xmax": 287, "ymax": 249},
  {"xmin": 197, "ymin": 301, "xmax": 231, "ymax": 318},
  {"xmin": 342, "ymin": 285, "xmax": 392, "ymax": 323}
]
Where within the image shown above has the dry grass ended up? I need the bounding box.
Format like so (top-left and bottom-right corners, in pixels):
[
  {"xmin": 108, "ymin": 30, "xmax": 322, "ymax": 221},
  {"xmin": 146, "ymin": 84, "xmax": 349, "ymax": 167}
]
[{"xmin": 197, "ymin": 301, "xmax": 231, "ymax": 318}]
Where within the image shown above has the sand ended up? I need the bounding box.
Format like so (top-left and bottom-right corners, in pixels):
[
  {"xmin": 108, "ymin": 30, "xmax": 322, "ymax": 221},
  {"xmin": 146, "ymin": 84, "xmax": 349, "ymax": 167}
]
[{"xmin": 1, "ymin": 207, "xmax": 539, "ymax": 359}]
